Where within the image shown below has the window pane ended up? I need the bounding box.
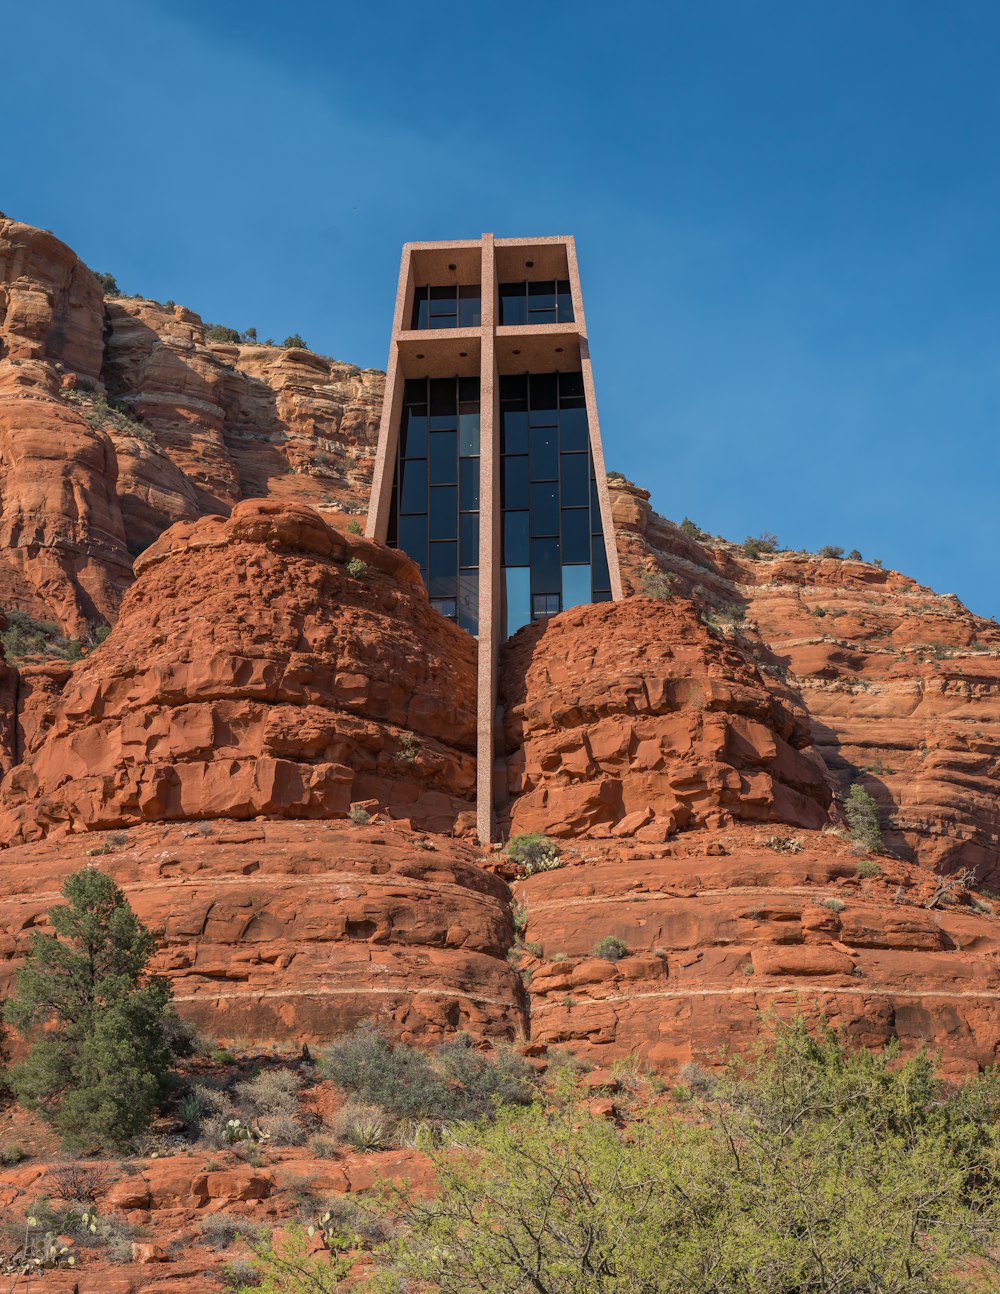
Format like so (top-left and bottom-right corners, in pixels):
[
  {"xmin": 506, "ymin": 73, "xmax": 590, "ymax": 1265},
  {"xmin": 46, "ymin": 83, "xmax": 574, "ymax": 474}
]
[
  {"xmin": 504, "ymin": 566, "xmax": 531, "ymax": 638},
  {"xmin": 387, "ymin": 490, "xmax": 398, "ymax": 547},
  {"xmin": 530, "ymin": 482, "xmax": 559, "ymax": 535},
  {"xmin": 411, "ymin": 288, "xmax": 429, "ymax": 330},
  {"xmin": 532, "ymin": 593, "xmax": 560, "ymax": 619},
  {"xmin": 428, "ymin": 542, "xmax": 457, "ymax": 596},
  {"xmin": 399, "ymin": 459, "xmax": 427, "ymax": 514},
  {"xmin": 400, "ymin": 411, "xmax": 428, "ymax": 459},
  {"xmin": 530, "ymin": 373, "xmax": 557, "ymax": 412},
  {"xmin": 429, "ymin": 378, "xmax": 457, "ymax": 416},
  {"xmin": 429, "ymin": 486, "xmax": 457, "ymax": 540},
  {"xmin": 458, "ymin": 572, "xmax": 479, "ymax": 635},
  {"xmin": 397, "ymin": 514, "xmax": 427, "ymax": 567},
  {"xmin": 459, "ymin": 457, "xmax": 480, "ymax": 511},
  {"xmin": 503, "ymin": 511, "xmax": 529, "ymax": 566},
  {"xmin": 403, "ymin": 379, "xmax": 427, "ymax": 404},
  {"xmin": 499, "ymin": 284, "xmax": 527, "ymax": 326},
  {"xmin": 591, "ymin": 477, "xmax": 604, "ymax": 527},
  {"xmin": 559, "ymin": 406, "xmax": 589, "ymax": 453},
  {"xmin": 560, "ymin": 371, "xmax": 585, "ymax": 402},
  {"xmin": 429, "ymin": 431, "xmax": 457, "ymax": 485},
  {"xmin": 458, "ymin": 288, "xmax": 481, "ymax": 328},
  {"xmin": 429, "ymin": 312, "xmax": 457, "ymax": 328},
  {"xmin": 561, "ymin": 508, "xmax": 591, "ymax": 563},
  {"xmin": 501, "ymin": 409, "xmax": 529, "ymax": 455},
  {"xmin": 592, "ymin": 536, "xmax": 611, "ymax": 592},
  {"xmin": 459, "ymin": 376, "xmax": 480, "ymax": 404},
  {"xmin": 530, "ymin": 427, "xmax": 558, "ymax": 481},
  {"xmin": 459, "ymin": 511, "xmax": 480, "ymax": 566},
  {"xmin": 528, "ymin": 280, "xmax": 556, "ymax": 308},
  {"xmin": 459, "ymin": 413, "xmax": 480, "ymax": 456},
  {"xmin": 557, "ymin": 281, "xmax": 574, "ymax": 323},
  {"xmin": 502, "ymin": 456, "xmax": 529, "ymax": 510},
  {"xmin": 560, "ymin": 453, "xmax": 590, "ymax": 506},
  {"xmin": 499, "ymin": 373, "xmax": 527, "ymax": 402},
  {"xmin": 561, "ymin": 564, "xmax": 591, "ymax": 611},
  {"xmin": 528, "ymin": 307, "xmax": 557, "ymax": 324},
  {"xmin": 531, "ymin": 538, "xmax": 560, "ymax": 593}
]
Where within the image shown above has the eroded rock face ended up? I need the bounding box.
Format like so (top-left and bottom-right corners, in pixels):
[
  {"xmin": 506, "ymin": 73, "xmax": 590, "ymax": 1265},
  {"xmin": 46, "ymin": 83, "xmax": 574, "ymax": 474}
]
[
  {"xmin": 500, "ymin": 598, "xmax": 832, "ymax": 839},
  {"xmin": 0, "ymin": 819, "xmax": 524, "ymax": 1045},
  {"xmin": 611, "ymin": 480, "xmax": 1000, "ymax": 888},
  {"xmin": 0, "ymin": 217, "xmax": 383, "ymax": 633},
  {"xmin": 0, "ymin": 501, "xmax": 477, "ymax": 840},
  {"xmin": 517, "ymin": 825, "xmax": 1000, "ymax": 1074}
]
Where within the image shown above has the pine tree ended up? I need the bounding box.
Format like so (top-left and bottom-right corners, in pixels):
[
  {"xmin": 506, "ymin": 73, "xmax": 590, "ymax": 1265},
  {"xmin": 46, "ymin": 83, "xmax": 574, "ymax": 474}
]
[{"xmin": 4, "ymin": 867, "xmax": 172, "ymax": 1148}]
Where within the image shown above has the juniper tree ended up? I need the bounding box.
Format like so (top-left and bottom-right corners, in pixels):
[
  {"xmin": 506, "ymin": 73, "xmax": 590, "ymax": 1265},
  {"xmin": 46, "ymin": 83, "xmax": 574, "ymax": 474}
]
[{"xmin": 4, "ymin": 867, "xmax": 172, "ymax": 1148}]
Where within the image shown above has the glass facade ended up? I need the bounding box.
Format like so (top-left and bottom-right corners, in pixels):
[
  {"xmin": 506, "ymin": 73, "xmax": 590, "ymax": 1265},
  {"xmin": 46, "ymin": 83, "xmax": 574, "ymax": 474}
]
[
  {"xmin": 386, "ymin": 376, "xmax": 480, "ymax": 634},
  {"xmin": 411, "ymin": 285, "xmax": 482, "ymax": 329},
  {"xmin": 499, "ymin": 280, "xmax": 574, "ymax": 326},
  {"xmin": 500, "ymin": 371, "xmax": 612, "ymax": 638}
]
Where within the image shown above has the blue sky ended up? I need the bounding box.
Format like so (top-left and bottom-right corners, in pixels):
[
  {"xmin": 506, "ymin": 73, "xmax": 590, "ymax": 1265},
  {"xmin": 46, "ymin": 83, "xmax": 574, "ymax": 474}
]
[{"xmin": 4, "ymin": 1, "xmax": 998, "ymax": 615}]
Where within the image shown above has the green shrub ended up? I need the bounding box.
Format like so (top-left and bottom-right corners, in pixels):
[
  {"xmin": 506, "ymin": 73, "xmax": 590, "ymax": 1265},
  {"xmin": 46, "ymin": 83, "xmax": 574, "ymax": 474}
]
[
  {"xmin": 0, "ymin": 610, "xmax": 87, "ymax": 663},
  {"xmin": 847, "ymin": 549, "xmax": 863, "ymax": 560},
  {"xmin": 761, "ymin": 835, "xmax": 802, "ymax": 855},
  {"xmin": 855, "ymin": 859, "xmax": 884, "ymax": 880},
  {"xmin": 818, "ymin": 545, "xmax": 845, "ymax": 559},
  {"xmin": 639, "ymin": 570, "xmax": 674, "ymax": 599},
  {"xmin": 4, "ymin": 868, "xmax": 172, "ymax": 1149},
  {"xmin": 679, "ymin": 517, "xmax": 708, "ymax": 541},
  {"xmin": 94, "ymin": 271, "xmax": 120, "ymax": 297},
  {"xmin": 346, "ymin": 556, "xmax": 367, "ymax": 578},
  {"xmin": 396, "ymin": 732, "xmax": 419, "ymax": 764},
  {"xmin": 348, "ymin": 804, "xmax": 372, "ymax": 825},
  {"xmin": 282, "ymin": 334, "xmax": 308, "ymax": 349},
  {"xmin": 845, "ymin": 783, "xmax": 883, "ymax": 853},
  {"xmin": 373, "ymin": 1018, "xmax": 1000, "ymax": 1294},
  {"xmin": 319, "ymin": 1025, "xmax": 534, "ymax": 1125},
  {"xmin": 592, "ymin": 935, "xmax": 629, "ymax": 962},
  {"xmin": 742, "ymin": 532, "xmax": 779, "ymax": 559},
  {"xmin": 346, "ymin": 519, "xmax": 362, "ymax": 535},
  {"xmin": 821, "ymin": 897, "xmax": 846, "ymax": 912},
  {"xmin": 205, "ymin": 324, "xmax": 242, "ymax": 344},
  {"xmin": 236, "ymin": 1222, "xmax": 350, "ymax": 1291},
  {"xmin": 331, "ymin": 1099, "xmax": 393, "ymax": 1151},
  {"xmin": 506, "ymin": 833, "xmax": 561, "ymax": 875}
]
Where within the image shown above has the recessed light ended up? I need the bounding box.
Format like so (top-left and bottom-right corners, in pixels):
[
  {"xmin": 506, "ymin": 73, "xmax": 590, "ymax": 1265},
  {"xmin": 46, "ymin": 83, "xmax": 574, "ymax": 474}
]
[
  {"xmin": 525, "ymin": 260, "xmax": 534, "ymax": 268},
  {"xmin": 554, "ymin": 347, "xmax": 563, "ymax": 353},
  {"xmin": 459, "ymin": 351, "xmax": 468, "ymax": 358},
  {"xmin": 416, "ymin": 353, "xmax": 424, "ymax": 359},
  {"xmin": 512, "ymin": 349, "xmax": 521, "ymax": 355},
  {"xmin": 448, "ymin": 263, "xmax": 456, "ymax": 271}
]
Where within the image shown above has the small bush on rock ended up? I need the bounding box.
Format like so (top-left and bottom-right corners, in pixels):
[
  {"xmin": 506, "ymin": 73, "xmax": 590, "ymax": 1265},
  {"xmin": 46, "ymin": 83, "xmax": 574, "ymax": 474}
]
[
  {"xmin": 845, "ymin": 783, "xmax": 883, "ymax": 853},
  {"xmin": 593, "ymin": 935, "xmax": 629, "ymax": 962},
  {"xmin": 346, "ymin": 556, "xmax": 367, "ymax": 578},
  {"xmin": 205, "ymin": 324, "xmax": 242, "ymax": 344},
  {"xmin": 282, "ymin": 334, "xmax": 308, "ymax": 349},
  {"xmin": 506, "ymin": 833, "xmax": 562, "ymax": 875},
  {"xmin": 855, "ymin": 859, "xmax": 884, "ymax": 880}
]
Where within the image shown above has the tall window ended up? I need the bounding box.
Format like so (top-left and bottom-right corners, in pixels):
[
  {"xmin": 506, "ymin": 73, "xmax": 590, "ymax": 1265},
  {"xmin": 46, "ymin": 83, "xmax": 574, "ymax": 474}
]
[
  {"xmin": 411, "ymin": 285, "xmax": 482, "ymax": 329},
  {"xmin": 386, "ymin": 377, "xmax": 480, "ymax": 634},
  {"xmin": 499, "ymin": 280, "xmax": 574, "ymax": 326},
  {"xmin": 499, "ymin": 371, "xmax": 611, "ymax": 638}
]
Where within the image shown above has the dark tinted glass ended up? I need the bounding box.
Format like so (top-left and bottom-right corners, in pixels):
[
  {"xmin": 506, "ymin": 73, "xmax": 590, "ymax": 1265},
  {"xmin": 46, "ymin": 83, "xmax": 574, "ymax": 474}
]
[
  {"xmin": 411, "ymin": 288, "xmax": 429, "ymax": 330},
  {"xmin": 428, "ymin": 542, "xmax": 457, "ymax": 596},
  {"xmin": 399, "ymin": 458, "xmax": 427, "ymax": 513},
  {"xmin": 501, "ymin": 409, "xmax": 529, "ymax": 455},
  {"xmin": 387, "ymin": 490, "xmax": 398, "ymax": 547},
  {"xmin": 560, "ymin": 453, "xmax": 590, "ymax": 507},
  {"xmin": 559, "ymin": 371, "xmax": 585, "ymax": 402},
  {"xmin": 459, "ymin": 413, "xmax": 480, "ymax": 456},
  {"xmin": 430, "ymin": 597, "xmax": 457, "ymax": 617},
  {"xmin": 502, "ymin": 456, "xmax": 529, "ymax": 509},
  {"xmin": 428, "ymin": 486, "xmax": 457, "ymax": 540},
  {"xmin": 458, "ymin": 572, "xmax": 478, "ymax": 635},
  {"xmin": 398, "ymin": 514, "xmax": 427, "ymax": 566},
  {"xmin": 499, "ymin": 283, "xmax": 527, "ymax": 326},
  {"xmin": 403, "ymin": 379, "xmax": 426, "ymax": 404},
  {"xmin": 557, "ymin": 280, "xmax": 574, "ymax": 322},
  {"xmin": 459, "ymin": 511, "xmax": 480, "ymax": 566},
  {"xmin": 499, "ymin": 374, "xmax": 528, "ymax": 402},
  {"xmin": 459, "ymin": 456, "xmax": 479, "ymax": 511},
  {"xmin": 429, "ymin": 431, "xmax": 457, "ymax": 485},
  {"xmin": 533, "ymin": 593, "xmax": 560, "ymax": 617},
  {"xmin": 429, "ymin": 286, "xmax": 457, "ymax": 325},
  {"xmin": 561, "ymin": 508, "xmax": 591, "ymax": 563},
  {"xmin": 531, "ymin": 538, "xmax": 560, "ymax": 593},
  {"xmin": 528, "ymin": 280, "xmax": 556, "ymax": 317},
  {"xmin": 458, "ymin": 286, "xmax": 481, "ymax": 327},
  {"xmin": 429, "ymin": 378, "xmax": 457, "ymax": 416},
  {"xmin": 503, "ymin": 511, "xmax": 530, "ymax": 565},
  {"xmin": 529, "ymin": 427, "xmax": 558, "ymax": 480},
  {"xmin": 592, "ymin": 536, "xmax": 611, "ymax": 592},
  {"xmin": 591, "ymin": 478, "xmax": 603, "ymax": 526},
  {"xmin": 530, "ymin": 482, "xmax": 559, "ymax": 535},
  {"xmin": 459, "ymin": 376, "xmax": 480, "ymax": 404},
  {"xmin": 559, "ymin": 406, "xmax": 589, "ymax": 452},
  {"xmin": 400, "ymin": 411, "xmax": 428, "ymax": 458},
  {"xmin": 530, "ymin": 373, "xmax": 558, "ymax": 413}
]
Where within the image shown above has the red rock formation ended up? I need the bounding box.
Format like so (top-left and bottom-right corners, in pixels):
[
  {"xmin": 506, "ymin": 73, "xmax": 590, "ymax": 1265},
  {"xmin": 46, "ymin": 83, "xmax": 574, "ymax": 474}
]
[
  {"xmin": 499, "ymin": 597, "xmax": 831, "ymax": 839},
  {"xmin": 0, "ymin": 819, "xmax": 524, "ymax": 1045},
  {"xmin": 0, "ymin": 500, "xmax": 476, "ymax": 840},
  {"xmin": 517, "ymin": 826, "xmax": 1000, "ymax": 1075},
  {"xmin": 611, "ymin": 479, "xmax": 1000, "ymax": 887}
]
